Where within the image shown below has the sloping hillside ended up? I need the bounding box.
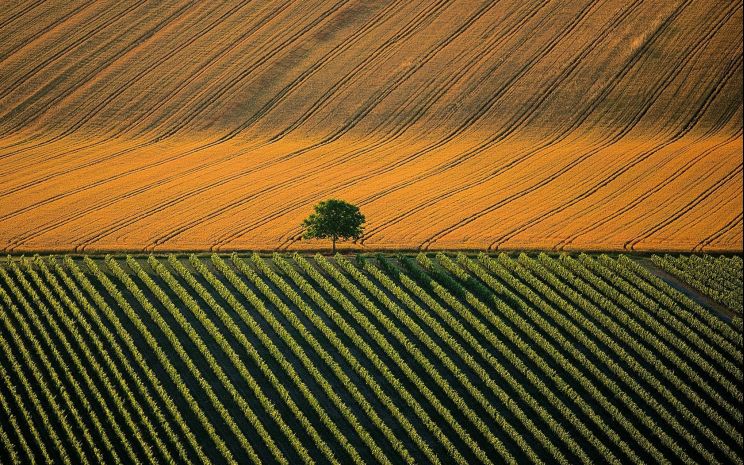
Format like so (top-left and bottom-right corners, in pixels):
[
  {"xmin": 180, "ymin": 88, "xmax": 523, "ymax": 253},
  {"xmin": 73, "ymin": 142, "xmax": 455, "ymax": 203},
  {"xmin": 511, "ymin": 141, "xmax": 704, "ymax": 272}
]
[{"xmin": 0, "ymin": 0, "xmax": 741, "ymax": 252}]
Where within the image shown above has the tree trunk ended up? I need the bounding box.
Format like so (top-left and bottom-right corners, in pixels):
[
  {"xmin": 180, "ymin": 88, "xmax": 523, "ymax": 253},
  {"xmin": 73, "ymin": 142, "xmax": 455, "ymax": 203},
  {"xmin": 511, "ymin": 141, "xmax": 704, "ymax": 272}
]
[{"xmin": 332, "ymin": 237, "xmax": 336, "ymax": 255}]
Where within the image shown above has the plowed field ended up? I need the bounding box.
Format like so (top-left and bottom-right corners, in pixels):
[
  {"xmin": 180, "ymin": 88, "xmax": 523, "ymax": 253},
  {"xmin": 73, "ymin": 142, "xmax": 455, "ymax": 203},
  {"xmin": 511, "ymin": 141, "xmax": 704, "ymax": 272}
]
[{"xmin": 0, "ymin": 0, "xmax": 741, "ymax": 252}]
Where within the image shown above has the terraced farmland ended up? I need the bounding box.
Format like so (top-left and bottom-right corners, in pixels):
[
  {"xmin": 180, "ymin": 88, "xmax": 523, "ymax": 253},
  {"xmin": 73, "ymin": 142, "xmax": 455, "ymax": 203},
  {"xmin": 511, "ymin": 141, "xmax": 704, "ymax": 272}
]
[
  {"xmin": 0, "ymin": 0, "xmax": 742, "ymax": 252},
  {"xmin": 0, "ymin": 252, "xmax": 741, "ymax": 464}
]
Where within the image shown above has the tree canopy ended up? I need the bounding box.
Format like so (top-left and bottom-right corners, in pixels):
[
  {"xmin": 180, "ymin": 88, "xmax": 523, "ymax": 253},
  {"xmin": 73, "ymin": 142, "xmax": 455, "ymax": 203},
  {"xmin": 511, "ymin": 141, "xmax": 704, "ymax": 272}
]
[{"xmin": 302, "ymin": 199, "xmax": 365, "ymax": 253}]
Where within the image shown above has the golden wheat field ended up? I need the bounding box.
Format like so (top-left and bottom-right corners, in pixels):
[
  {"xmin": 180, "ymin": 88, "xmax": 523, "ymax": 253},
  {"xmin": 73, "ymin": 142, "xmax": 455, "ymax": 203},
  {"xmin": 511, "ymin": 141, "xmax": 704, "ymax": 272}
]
[{"xmin": 0, "ymin": 0, "xmax": 741, "ymax": 252}]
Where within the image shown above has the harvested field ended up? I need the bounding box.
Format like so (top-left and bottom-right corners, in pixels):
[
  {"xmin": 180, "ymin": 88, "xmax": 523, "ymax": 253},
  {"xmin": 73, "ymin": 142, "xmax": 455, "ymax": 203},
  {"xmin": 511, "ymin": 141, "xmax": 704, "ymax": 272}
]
[{"xmin": 0, "ymin": 0, "xmax": 742, "ymax": 252}]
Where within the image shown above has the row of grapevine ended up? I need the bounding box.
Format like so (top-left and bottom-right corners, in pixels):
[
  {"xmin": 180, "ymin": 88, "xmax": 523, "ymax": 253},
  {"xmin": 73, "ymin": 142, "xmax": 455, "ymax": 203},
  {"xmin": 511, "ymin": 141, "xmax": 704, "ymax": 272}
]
[
  {"xmin": 398, "ymin": 254, "xmax": 624, "ymax": 464},
  {"xmin": 522, "ymin": 253, "xmax": 741, "ymax": 460},
  {"xmin": 47, "ymin": 256, "xmax": 183, "ymax": 465},
  {"xmin": 368, "ymin": 253, "xmax": 599, "ymax": 464},
  {"xmin": 515, "ymin": 254, "xmax": 740, "ymax": 462},
  {"xmin": 222, "ymin": 254, "xmax": 391, "ymax": 465},
  {"xmin": 616, "ymin": 255, "xmax": 742, "ymax": 344},
  {"xmin": 652, "ymin": 254, "xmax": 743, "ymax": 314},
  {"xmin": 26, "ymin": 256, "xmax": 157, "ymax": 465},
  {"xmin": 270, "ymin": 252, "xmax": 453, "ymax": 465},
  {"xmin": 387, "ymin": 254, "xmax": 610, "ymax": 464},
  {"xmin": 246, "ymin": 253, "xmax": 419, "ymax": 465},
  {"xmin": 578, "ymin": 254, "xmax": 742, "ymax": 402},
  {"xmin": 0, "ymin": 380, "xmax": 36, "ymax": 465},
  {"xmin": 1, "ymin": 261, "xmax": 104, "ymax": 465},
  {"xmin": 0, "ymin": 419, "xmax": 20, "ymax": 465},
  {"xmin": 366, "ymin": 257, "xmax": 571, "ymax": 462},
  {"xmin": 185, "ymin": 255, "xmax": 341, "ymax": 465},
  {"xmin": 313, "ymin": 253, "xmax": 513, "ymax": 465},
  {"xmin": 143, "ymin": 255, "xmax": 299, "ymax": 465},
  {"xmin": 606, "ymin": 256, "xmax": 741, "ymax": 362},
  {"xmin": 438, "ymin": 253, "xmax": 674, "ymax": 463},
  {"xmin": 448, "ymin": 252, "xmax": 740, "ymax": 463},
  {"xmin": 0, "ymin": 333, "xmax": 58, "ymax": 464},
  {"xmin": 324, "ymin": 253, "xmax": 524, "ymax": 464},
  {"xmin": 560, "ymin": 255, "xmax": 742, "ymax": 422},
  {"xmin": 423, "ymin": 252, "xmax": 645, "ymax": 464},
  {"xmin": 487, "ymin": 252, "xmax": 737, "ymax": 463},
  {"xmin": 82, "ymin": 256, "xmax": 227, "ymax": 464},
  {"xmin": 0, "ymin": 252, "xmax": 741, "ymax": 465},
  {"xmin": 62, "ymin": 256, "xmax": 208, "ymax": 464},
  {"xmin": 105, "ymin": 256, "xmax": 259, "ymax": 465},
  {"xmin": 0, "ymin": 288, "xmax": 74, "ymax": 465}
]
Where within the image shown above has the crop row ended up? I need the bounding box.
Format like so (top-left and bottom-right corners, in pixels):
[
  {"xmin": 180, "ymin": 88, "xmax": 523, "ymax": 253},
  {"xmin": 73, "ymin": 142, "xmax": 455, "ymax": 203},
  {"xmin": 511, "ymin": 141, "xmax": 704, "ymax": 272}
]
[
  {"xmin": 0, "ymin": 253, "xmax": 741, "ymax": 465},
  {"xmin": 653, "ymin": 254, "xmax": 743, "ymax": 314}
]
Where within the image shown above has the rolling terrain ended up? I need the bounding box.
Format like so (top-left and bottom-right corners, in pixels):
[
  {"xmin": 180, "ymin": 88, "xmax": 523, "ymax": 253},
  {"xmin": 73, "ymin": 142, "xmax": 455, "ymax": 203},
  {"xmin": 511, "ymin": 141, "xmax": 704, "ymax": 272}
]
[{"xmin": 0, "ymin": 0, "xmax": 742, "ymax": 252}]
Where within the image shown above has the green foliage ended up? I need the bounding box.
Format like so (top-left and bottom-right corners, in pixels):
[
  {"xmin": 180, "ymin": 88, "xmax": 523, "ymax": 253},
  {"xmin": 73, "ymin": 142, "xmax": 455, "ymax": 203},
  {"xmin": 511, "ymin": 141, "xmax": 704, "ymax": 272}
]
[
  {"xmin": 653, "ymin": 254, "xmax": 743, "ymax": 314},
  {"xmin": 302, "ymin": 199, "xmax": 365, "ymax": 252},
  {"xmin": 0, "ymin": 253, "xmax": 741, "ymax": 465},
  {"xmin": 375, "ymin": 253, "xmax": 399, "ymax": 278}
]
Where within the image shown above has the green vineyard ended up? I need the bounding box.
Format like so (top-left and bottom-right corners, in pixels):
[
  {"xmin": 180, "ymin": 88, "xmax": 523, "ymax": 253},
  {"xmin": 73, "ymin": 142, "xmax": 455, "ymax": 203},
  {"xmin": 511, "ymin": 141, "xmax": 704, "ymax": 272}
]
[
  {"xmin": 652, "ymin": 255, "xmax": 743, "ymax": 315},
  {"xmin": 0, "ymin": 252, "xmax": 741, "ymax": 464}
]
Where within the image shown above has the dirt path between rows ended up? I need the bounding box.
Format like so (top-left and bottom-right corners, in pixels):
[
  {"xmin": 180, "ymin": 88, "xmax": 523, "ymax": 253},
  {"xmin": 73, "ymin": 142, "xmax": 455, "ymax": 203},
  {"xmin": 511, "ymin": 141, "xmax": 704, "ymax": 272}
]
[{"xmin": 636, "ymin": 257, "xmax": 739, "ymax": 322}]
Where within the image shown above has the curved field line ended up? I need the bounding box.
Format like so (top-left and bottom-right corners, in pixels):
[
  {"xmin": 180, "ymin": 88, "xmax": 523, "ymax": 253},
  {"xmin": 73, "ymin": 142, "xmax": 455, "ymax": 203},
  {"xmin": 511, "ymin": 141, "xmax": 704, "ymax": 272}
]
[
  {"xmin": 266, "ymin": 0, "xmax": 549, "ymax": 148},
  {"xmin": 38, "ymin": 1, "xmax": 256, "ymax": 141},
  {"xmin": 1, "ymin": 145, "xmax": 253, "ymax": 250},
  {"xmin": 0, "ymin": 2, "xmax": 197, "ymax": 137},
  {"xmin": 153, "ymin": 0, "xmax": 449, "ymax": 143},
  {"xmin": 337, "ymin": 0, "xmax": 599, "ymax": 180},
  {"xmin": 0, "ymin": 0, "xmax": 294, "ymax": 160},
  {"xmin": 0, "ymin": 0, "xmax": 548, "ymax": 203},
  {"xmin": 0, "ymin": 0, "xmax": 740, "ymax": 252},
  {"xmin": 60, "ymin": 0, "xmax": 501, "ymax": 251},
  {"xmin": 695, "ymin": 212, "xmax": 744, "ymax": 252},
  {"xmin": 0, "ymin": 0, "xmax": 445, "ymax": 239},
  {"xmin": 415, "ymin": 1, "xmax": 732, "ymax": 249},
  {"xmin": 0, "ymin": 0, "xmax": 46, "ymax": 31},
  {"xmin": 125, "ymin": 0, "xmax": 410, "ymax": 143},
  {"xmin": 148, "ymin": 0, "xmax": 355, "ymax": 140},
  {"xmin": 340, "ymin": 1, "xmax": 541, "ymax": 141},
  {"xmin": 0, "ymin": 1, "xmax": 184, "ymax": 153},
  {"xmin": 597, "ymin": 148, "xmax": 735, "ymax": 245},
  {"xmin": 196, "ymin": 0, "xmax": 539, "ymax": 243},
  {"xmin": 116, "ymin": 0, "xmax": 323, "ymax": 140},
  {"xmin": 486, "ymin": 49, "xmax": 743, "ymax": 250},
  {"xmin": 259, "ymin": 0, "xmax": 461, "ymax": 142},
  {"xmin": 0, "ymin": 2, "xmax": 94, "ymax": 64},
  {"xmin": 150, "ymin": 0, "xmax": 516, "ymax": 247},
  {"xmin": 0, "ymin": 0, "xmax": 354, "ymax": 191},
  {"xmin": 0, "ymin": 0, "xmax": 299, "ymax": 172},
  {"xmin": 1, "ymin": 0, "xmax": 421, "ymax": 244},
  {"xmin": 626, "ymin": 164, "xmax": 743, "ymax": 250},
  {"xmin": 0, "ymin": 2, "xmax": 101, "ymax": 152},
  {"xmin": 213, "ymin": 0, "xmax": 423, "ymax": 141},
  {"xmin": 359, "ymin": 0, "xmax": 675, "ymax": 243},
  {"xmin": 349, "ymin": 0, "xmax": 618, "ymax": 181},
  {"xmin": 556, "ymin": 132, "xmax": 743, "ymax": 249},
  {"xmin": 0, "ymin": 1, "xmax": 149, "ymax": 113},
  {"xmin": 0, "ymin": 2, "xmax": 220, "ymax": 160},
  {"xmin": 0, "ymin": 138, "xmax": 243, "ymax": 225},
  {"xmin": 407, "ymin": 0, "xmax": 716, "ymax": 248},
  {"xmin": 556, "ymin": 130, "xmax": 744, "ymax": 248},
  {"xmin": 185, "ymin": 0, "xmax": 641, "ymax": 249},
  {"xmin": 203, "ymin": 0, "xmax": 586, "ymax": 247}
]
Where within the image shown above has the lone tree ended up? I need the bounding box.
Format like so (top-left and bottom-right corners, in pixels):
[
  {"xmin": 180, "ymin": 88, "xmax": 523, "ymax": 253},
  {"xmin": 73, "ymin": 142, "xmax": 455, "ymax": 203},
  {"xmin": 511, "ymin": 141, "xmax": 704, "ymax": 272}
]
[{"xmin": 302, "ymin": 199, "xmax": 365, "ymax": 254}]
